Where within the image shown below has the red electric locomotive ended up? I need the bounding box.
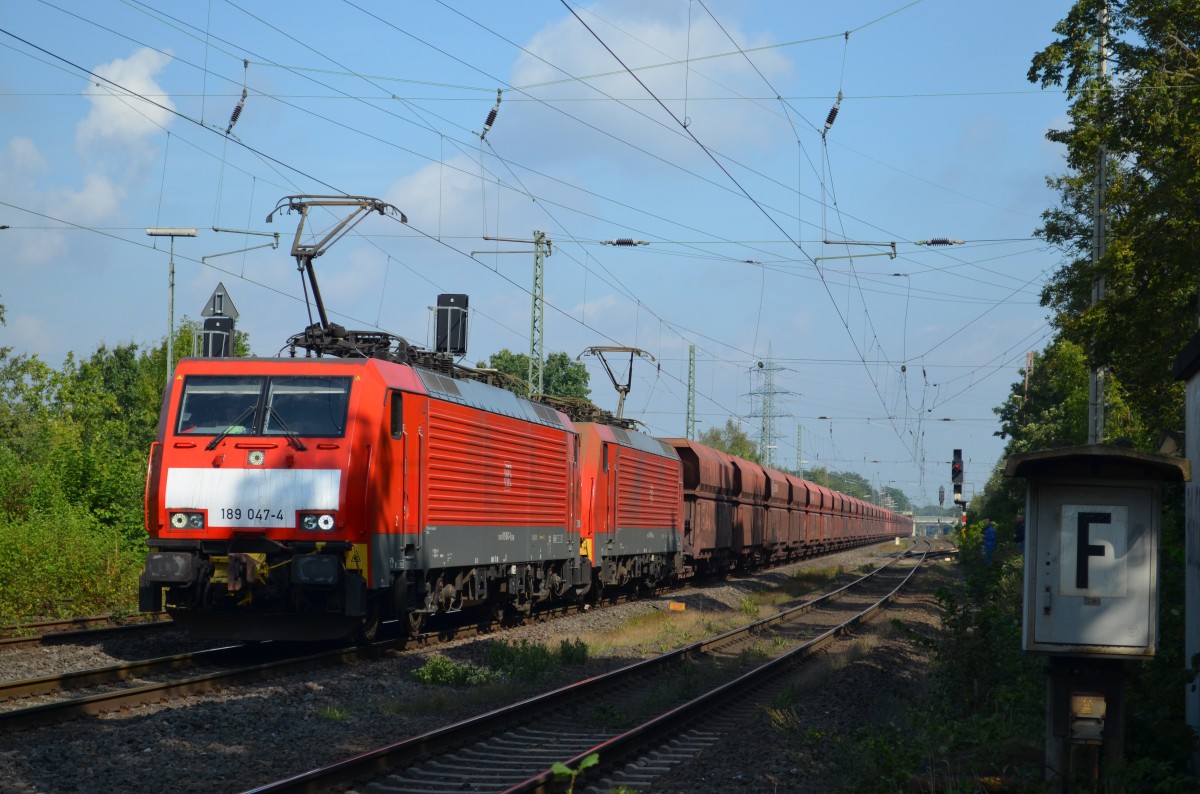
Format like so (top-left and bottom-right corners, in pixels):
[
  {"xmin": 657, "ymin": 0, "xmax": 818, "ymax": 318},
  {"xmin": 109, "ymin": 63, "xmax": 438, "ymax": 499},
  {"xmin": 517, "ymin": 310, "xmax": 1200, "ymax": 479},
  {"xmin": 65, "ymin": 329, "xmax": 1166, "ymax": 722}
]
[
  {"xmin": 575, "ymin": 418, "xmax": 683, "ymax": 590},
  {"xmin": 139, "ymin": 355, "xmax": 589, "ymax": 641}
]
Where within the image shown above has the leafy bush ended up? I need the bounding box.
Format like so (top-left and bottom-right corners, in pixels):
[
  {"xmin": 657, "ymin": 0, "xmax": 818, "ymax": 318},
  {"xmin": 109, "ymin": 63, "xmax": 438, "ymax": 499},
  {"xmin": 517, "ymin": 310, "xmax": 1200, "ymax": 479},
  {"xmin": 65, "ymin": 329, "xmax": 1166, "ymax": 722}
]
[
  {"xmin": 410, "ymin": 654, "xmax": 498, "ymax": 686},
  {"xmin": 483, "ymin": 638, "xmax": 590, "ymax": 681},
  {"xmin": 486, "ymin": 639, "xmax": 556, "ymax": 681},
  {"xmin": 557, "ymin": 637, "xmax": 589, "ymax": 666},
  {"xmin": 0, "ymin": 508, "xmax": 143, "ymax": 623}
]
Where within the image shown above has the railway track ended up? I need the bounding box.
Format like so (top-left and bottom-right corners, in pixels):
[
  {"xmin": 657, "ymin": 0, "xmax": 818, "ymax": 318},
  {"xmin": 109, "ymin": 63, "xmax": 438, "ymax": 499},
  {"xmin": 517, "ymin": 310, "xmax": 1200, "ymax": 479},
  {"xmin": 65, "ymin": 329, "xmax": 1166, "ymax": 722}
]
[
  {"xmin": 240, "ymin": 539, "xmax": 933, "ymax": 793},
  {"xmin": 0, "ymin": 594, "xmax": 644, "ymax": 731},
  {"xmin": 0, "ymin": 612, "xmax": 172, "ymax": 651},
  {"xmin": 0, "ymin": 540, "xmax": 898, "ymax": 734},
  {"xmin": 0, "ymin": 622, "xmax": 478, "ymax": 732}
]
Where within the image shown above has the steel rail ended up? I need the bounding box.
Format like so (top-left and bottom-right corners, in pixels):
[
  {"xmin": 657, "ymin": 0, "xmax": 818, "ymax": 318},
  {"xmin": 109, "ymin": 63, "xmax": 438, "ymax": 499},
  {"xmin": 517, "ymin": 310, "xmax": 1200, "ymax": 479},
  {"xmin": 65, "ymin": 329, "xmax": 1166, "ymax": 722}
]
[
  {"xmin": 511, "ymin": 539, "xmax": 932, "ymax": 793},
  {"xmin": 0, "ymin": 644, "xmax": 244, "ymax": 702},
  {"xmin": 0, "ymin": 613, "xmax": 172, "ymax": 650},
  {"xmin": 0, "ymin": 614, "xmax": 505, "ymax": 732},
  {"xmin": 0, "ymin": 643, "xmax": 386, "ymax": 731}
]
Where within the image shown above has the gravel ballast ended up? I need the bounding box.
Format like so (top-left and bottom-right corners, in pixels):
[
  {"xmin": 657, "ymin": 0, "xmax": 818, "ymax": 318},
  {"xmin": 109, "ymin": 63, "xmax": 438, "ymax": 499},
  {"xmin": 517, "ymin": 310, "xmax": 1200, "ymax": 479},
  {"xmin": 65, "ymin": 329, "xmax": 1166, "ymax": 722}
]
[{"xmin": 0, "ymin": 542, "xmax": 947, "ymax": 793}]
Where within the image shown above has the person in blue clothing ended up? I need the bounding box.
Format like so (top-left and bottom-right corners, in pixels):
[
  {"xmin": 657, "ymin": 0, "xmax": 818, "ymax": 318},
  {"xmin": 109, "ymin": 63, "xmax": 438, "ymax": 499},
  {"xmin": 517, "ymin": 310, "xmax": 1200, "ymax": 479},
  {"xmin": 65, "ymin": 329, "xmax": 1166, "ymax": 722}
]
[{"xmin": 983, "ymin": 518, "xmax": 997, "ymax": 565}]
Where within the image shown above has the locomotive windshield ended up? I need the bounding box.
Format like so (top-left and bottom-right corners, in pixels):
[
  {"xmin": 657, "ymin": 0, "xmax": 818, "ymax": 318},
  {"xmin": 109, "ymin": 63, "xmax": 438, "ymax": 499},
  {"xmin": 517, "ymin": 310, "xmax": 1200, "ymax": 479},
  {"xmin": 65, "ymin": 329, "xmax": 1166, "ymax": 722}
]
[{"xmin": 176, "ymin": 375, "xmax": 352, "ymax": 438}]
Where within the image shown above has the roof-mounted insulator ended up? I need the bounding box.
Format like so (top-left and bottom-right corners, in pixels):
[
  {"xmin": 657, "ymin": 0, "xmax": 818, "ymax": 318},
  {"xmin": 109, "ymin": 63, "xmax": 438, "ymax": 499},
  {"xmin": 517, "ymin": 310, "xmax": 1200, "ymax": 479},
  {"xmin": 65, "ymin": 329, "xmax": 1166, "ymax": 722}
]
[
  {"xmin": 822, "ymin": 90, "xmax": 843, "ymax": 139},
  {"xmin": 479, "ymin": 89, "xmax": 502, "ymax": 141}
]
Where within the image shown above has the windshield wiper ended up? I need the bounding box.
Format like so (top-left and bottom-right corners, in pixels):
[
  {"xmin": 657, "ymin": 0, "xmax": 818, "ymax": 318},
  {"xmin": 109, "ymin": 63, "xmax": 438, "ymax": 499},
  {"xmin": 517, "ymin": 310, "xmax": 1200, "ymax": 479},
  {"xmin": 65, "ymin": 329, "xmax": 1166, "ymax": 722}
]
[
  {"xmin": 268, "ymin": 407, "xmax": 308, "ymax": 451},
  {"xmin": 205, "ymin": 405, "xmax": 257, "ymax": 451}
]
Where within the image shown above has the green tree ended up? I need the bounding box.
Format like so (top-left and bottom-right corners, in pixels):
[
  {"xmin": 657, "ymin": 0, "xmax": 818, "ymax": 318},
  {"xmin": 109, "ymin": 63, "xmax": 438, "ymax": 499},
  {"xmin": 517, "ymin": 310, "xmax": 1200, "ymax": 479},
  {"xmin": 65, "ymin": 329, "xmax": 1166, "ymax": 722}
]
[
  {"xmin": 881, "ymin": 486, "xmax": 913, "ymax": 513},
  {"xmin": 0, "ymin": 303, "xmax": 268, "ymax": 619},
  {"xmin": 1028, "ymin": 0, "xmax": 1198, "ymax": 440},
  {"xmin": 976, "ymin": 337, "xmax": 1148, "ymax": 523},
  {"xmin": 826, "ymin": 470, "xmax": 873, "ymax": 500},
  {"xmin": 951, "ymin": 7, "xmax": 1200, "ymax": 780},
  {"xmin": 698, "ymin": 418, "xmax": 761, "ymax": 463},
  {"xmin": 0, "ymin": 343, "xmax": 163, "ymax": 542},
  {"xmin": 476, "ymin": 349, "xmax": 590, "ymax": 400}
]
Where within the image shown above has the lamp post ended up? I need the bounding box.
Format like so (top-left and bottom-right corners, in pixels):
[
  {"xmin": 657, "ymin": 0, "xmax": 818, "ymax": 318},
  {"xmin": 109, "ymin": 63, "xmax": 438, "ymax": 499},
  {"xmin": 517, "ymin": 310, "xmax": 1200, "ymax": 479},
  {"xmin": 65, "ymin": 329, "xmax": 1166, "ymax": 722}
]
[{"xmin": 146, "ymin": 227, "xmax": 198, "ymax": 384}]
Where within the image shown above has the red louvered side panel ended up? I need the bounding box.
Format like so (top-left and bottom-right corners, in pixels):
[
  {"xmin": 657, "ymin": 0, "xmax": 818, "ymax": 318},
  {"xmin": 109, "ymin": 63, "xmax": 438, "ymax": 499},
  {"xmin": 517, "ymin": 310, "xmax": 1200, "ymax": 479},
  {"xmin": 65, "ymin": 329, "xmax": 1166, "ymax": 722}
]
[
  {"xmin": 615, "ymin": 448, "xmax": 682, "ymax": 530},
  {"xmin": 424, "ymin": 401, "xmax": 569, "ymax": 528}
]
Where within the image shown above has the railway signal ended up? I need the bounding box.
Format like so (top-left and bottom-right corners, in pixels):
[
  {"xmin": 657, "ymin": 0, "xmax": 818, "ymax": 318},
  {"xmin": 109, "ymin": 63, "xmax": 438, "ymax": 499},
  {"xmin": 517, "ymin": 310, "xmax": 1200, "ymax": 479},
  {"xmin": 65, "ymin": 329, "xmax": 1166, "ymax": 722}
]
[{"xmin": 951, "ymin": 449, "xmax": 964, "ymax": 506}]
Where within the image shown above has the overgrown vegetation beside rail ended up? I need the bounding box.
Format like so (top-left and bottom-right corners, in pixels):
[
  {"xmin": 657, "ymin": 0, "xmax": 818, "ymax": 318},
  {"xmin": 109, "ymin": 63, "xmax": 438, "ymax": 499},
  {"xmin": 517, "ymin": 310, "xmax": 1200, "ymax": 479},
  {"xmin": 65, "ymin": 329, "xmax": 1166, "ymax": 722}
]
[
  {"xmin": 846, "ymin": 522, "xmax": 1199, "ymax": 793},
  {"xmin": 410, "ymin": 638, "xmax": 591, "ymax": 688},
  {"xmin": 0, "ymin": 511, "xmax": 143, "ymax": 624},
  {"xmin": 0, "ymin": 319, "xmax": 242, "ymax": 624},
  {"xmin": 0, "ymin": 344, "xmax": 163, "ymax": 623}
]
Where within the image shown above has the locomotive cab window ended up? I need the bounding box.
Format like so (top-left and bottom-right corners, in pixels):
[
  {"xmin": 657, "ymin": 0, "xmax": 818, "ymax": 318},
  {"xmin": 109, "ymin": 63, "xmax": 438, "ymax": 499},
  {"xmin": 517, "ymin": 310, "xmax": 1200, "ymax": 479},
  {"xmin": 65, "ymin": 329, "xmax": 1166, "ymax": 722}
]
[
  {"xmin": 176, "ymin": 375, "xmax": 352, "ymax": 438},
  {"xmin": 176, "ymin": 376, "xmax": 262, "ymax": 435},
  {"xmin": 264, "ymin": 376, "xmax": 351, "ymax": 438},
  {"xmin": 389, "ymin": 390, "xmax": 403, "ymax": 439}
]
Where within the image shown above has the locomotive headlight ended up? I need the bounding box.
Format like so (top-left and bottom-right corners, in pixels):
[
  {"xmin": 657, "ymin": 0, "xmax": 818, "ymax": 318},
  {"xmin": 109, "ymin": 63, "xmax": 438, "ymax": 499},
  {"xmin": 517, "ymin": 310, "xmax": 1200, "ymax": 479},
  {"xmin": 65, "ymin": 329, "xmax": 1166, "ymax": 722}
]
[
  {"xmin": 169, "ymin": 511, "xmax": 205, "ymax": 530},
  {"xmin": 299, "ymin": 512, "xmax": 336, "ymax": 531}
]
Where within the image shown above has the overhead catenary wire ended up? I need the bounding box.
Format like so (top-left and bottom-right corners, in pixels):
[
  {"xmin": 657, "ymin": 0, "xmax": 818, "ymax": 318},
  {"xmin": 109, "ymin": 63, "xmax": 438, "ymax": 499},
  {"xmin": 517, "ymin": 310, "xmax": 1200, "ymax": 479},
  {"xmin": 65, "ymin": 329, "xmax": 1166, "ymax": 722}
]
[
  {"xmin": 4, "ymin": 16, "xmax": 1041, "ymax": 391},
  {"xmin": 5, "ymin": 1, "xmax": 1051, "ymax": 499},
  {"xmin": 549, "ymin": 0, "xmax": 1019, "ymax": 464}
]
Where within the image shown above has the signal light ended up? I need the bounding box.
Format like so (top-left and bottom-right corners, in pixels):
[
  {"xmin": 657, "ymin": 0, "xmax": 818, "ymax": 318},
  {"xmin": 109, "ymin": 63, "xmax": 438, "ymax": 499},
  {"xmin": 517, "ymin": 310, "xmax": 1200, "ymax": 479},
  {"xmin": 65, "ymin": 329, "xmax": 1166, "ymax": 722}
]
[{"xmin": 951, "ymin": 448, "xmax": 964, "ymax": 505}]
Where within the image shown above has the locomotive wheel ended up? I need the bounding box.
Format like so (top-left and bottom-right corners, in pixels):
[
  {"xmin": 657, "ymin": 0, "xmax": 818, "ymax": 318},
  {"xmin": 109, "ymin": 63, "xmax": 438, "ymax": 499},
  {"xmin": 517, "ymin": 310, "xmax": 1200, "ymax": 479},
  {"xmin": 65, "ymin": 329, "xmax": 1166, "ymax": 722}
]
[
  {"xmin": 354, "ymin": 601, "xmax": 382, "ymax": 646},
  {"xmin": 405, "ymin": 610, "xmax": 426, "ymax": 635}
]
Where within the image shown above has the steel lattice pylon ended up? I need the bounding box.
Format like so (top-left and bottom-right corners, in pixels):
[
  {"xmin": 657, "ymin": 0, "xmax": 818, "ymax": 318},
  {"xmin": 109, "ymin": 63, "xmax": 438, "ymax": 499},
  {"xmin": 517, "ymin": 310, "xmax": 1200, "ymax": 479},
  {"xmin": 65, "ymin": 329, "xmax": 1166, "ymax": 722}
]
[
  {"xmin": 528, "ymin": 231, "xmax": 549, "ymax": 395},
  {"xmin": 686, "ymin": 344, "xmax": 696, "ymax": 439}
]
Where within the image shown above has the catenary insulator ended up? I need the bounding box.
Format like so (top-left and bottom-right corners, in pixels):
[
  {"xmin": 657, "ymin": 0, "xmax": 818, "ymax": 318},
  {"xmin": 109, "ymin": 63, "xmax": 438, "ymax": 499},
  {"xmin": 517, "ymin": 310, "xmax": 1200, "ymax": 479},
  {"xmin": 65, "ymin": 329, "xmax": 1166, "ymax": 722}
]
[
  {"xmin": 479, "ymin": 89, "xmax": 503, "ymax": 141},
  {"xmin": 225, "ymin": 87, "xmax": 247, "ymax": 136},
  {"xmin": 822, "ymin": 90, "xmax": 844, "ymax": 138}
]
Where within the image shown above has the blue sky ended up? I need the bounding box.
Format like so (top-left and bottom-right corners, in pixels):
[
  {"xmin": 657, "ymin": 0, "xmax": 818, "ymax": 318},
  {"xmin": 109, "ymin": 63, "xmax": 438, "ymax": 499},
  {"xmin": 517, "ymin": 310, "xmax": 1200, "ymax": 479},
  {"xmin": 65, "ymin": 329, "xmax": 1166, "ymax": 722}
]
[{"xmin": 0, "ymin": 0, "xmax": 1073, "ymax": 507}]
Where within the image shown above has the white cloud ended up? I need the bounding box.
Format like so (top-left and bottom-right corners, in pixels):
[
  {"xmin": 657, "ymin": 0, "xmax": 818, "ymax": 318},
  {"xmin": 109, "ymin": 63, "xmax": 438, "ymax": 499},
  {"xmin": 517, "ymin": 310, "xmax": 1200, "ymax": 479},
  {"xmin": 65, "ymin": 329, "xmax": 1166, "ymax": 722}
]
[
  {"xmin": 571, "ymin": 291, "xmax": 621, "ymax": 321},
  {"xmin": 77, "ymin": 47, "xmax": 175, "ymax": 152},
  {"xmin": 54, "ymin": 172, "xmax": 126, "ymax": 227},
  {"xmin": 386, "ymin": 154, "xmax": 482, "ymax": 239},
  {"xmin": 504, "ymin": 2, "xmax": 792, "ymax": 167},
  {"xmin": 4, "ymin": 311, "xmax": 51, "ymax": 358},
  {"xmin": 386, "ymin": 153, "xmax": 547, "ymax": 241},
  {"xmin": 7, "ymin": 137, "xmax": 46, "ymax": 173},
  {"xmin": 0, "ymin": 137, "xmax": 63, "ymax": 265}
]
